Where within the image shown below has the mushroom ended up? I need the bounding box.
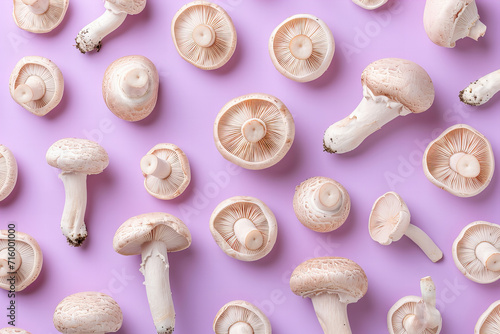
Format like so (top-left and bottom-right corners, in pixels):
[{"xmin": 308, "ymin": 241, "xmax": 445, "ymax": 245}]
[
  {"xmin": 460, "ymin": 69, "xmax": 500, "ymax": 106},
  {"xmin": 172, "ymin": 1, "xmax": 237, "ymax": 70},
  {"xmin": 213, "ymin": 300, "xmax": 272, "ymax": 334},
  {"xmin": 46, "ymin": 138, "xmax": 109, "ymax": 247},
  {"xmin": 293, "ymin": 176, "xmax": 350, "ymax": 233},
  {"xmin": 323, "ymin": 58, "xmax": 435, "ymax": 154},
  {"xmin": 423, "ymin": 124, "xmax": 494, "ymax": 198},
  {"xmin": 210, "ymin": 196, "xmax": 277, "ymax": 261},
  {"xmin": 388, "ymin": 276, "xmax": 442, "ymax": 334},
  {"xmin": 452, "ymin": 221, "xmax": 500, "ymax": 284},
  {"xmin": 0, "ymin": 145, "xmax": 18, "ymax": 202},
  {"xmin": 13, "ymin": 0, "xmax": 69, "ymax": 33},
  {"xmin": 352, "ymin": 0, "xmax": 388, "ymax": 10},
  {"xmin": 0, "ymin": 328, "xmax": 31, "ymax": 334},
  {"xmin": 113, "ymin": 212, "xmax": 191, "ymax": 333},
  {"xmin": 0, "ymin": 230, "xmax": 43, "ymax": 292},
  {"xmin": 75, "ymin": 0, "xmax": 146, "ymax": 53},
  {"xmin": 9, "ymin": 56, "xmax": 64, "ymax": 116},
  {"xmin": 103, "ymin": 55, "xmax": 159, "ymax": 122},
  {"xmin": 290, "ymin": 257, "xmax": 368, "ymax": 334},
  {"xmin": 53, "ymin": 292, "xmax": 123, "ymax": 333},
  {"xmin": 475, "ymin": 300, "xmax": 500, "ymax": 333},
  {"xmin": 369, "ymin": 191, "xmax": 443, "ymax": 262},
  {"xmin": 269, "ymin": 14, "xmax": 334, "ymax": 82},
  {"xmin": 423, "ymin": 0, "xmax": 486, "ymax": 48},
  {"xmin": 214, "ymin": 93, "xmax": 295, "ymax": 170},
  {"xmin": 141, "ymin": 143, "xmax": 191, "ymax": 200}
]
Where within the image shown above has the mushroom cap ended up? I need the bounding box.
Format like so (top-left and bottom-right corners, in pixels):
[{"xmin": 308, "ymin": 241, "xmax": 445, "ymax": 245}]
[
  {"xmin": 142, "ymin": 143, "xmax": 191, "ymax": 200},
  {"xmin": 103, "ymin": 55, "xmax": 159, "ymax": 122},
  {"xmin": 46, "ymin": 138, "xmax": 109, "ymax": 174},
  {"xmin": 214, "ymin": 93, "xmax": 295, "ymax": 170},
  {"xmin": 452, "ymin": 221, "xmax": 500, "ymax": 284},
  {"xmin": 0, "ymin": 328, "xmax": 31, "ymax": 334},
  {"xmin": 387, "ymin": 296, "xmax": 441, "ymax": 334},
  {"xmin": 53, "ymin": 292, "xmax": 123, "ymax": 333},
  {"xmin": 369, "ymin": 192, "xmax": 410, "ymax": 245},
  {"xmin": 352, "ymin": 0, "xmax": 389, "ymax": 10},
  {"xmin": 293, "ymin": 176, "xmax": 351, "ymax": 232},
  {"xmin": 0, "ymin": 145, "xmax": 18, "ymax": 202},
  {"xmin": 106, "ymin": 0, "xmax": 146, "ymax": 15},
  {"xmin": 13, "ymin": 0, "xmax": 69, "ymax": 33},
  {"xmin": 269, "ymin": 14, "xmax": 335, "ymax": 82},
  {"xmin": 210, "ymin": 196, "xmax": 278, "ymax": 261},
  {"xmin": 361, "ymin": 58, "xmax": 435, "ymax": 114},
  {"xmin": 423, "ymin": 124, "xmax": 494, "ymax": 198},
  {"xmin": 475, "ymin": 300, "xmax": 500, "ymax": 333},
  {"xmin": 213, "ymin": 300, "xmax": 272, "ymax": 334},
  {"xmin": 113, "ymin": 212, "xmax": 191, "ymax": 255},
  {"xmin": 290, "ymin": 257, "xmax": 368, "ymax": 304},
  {"xmin": 0, "ymin": 230, "xmax": 43, "ymax": 292},
  {"xmin": 9, "ymin": 56, "xmax": 64, "ymax": 116},
  {"xmin": 172, "ymin": 1, "xmax": 237, "ymax": 70}
]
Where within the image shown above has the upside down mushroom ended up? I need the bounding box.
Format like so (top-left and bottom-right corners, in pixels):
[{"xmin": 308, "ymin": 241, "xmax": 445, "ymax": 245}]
[
  {"xmin": 0, "ymin": 145, "xmax": 18, "ymax": 202},
  {"xmin": 475, "ymin": 300, "xmax": 500, "ymax": 333},
  {"xmin": 213, "ymin": 300, "xmax": 272, "ymax": 334},
  {"xmin": 13, "ymin": 0, "xmax": 69, "ymax": 33},
  {"xmin": 0, "ymin": 328, "xmax": 31, "ymax": 334},
  {"xmin": 352, "ymin": 0, "xmax": 388, "ymax": 10}
]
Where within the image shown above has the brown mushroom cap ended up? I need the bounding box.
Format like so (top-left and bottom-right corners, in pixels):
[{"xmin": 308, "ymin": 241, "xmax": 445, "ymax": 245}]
[
  {"xmin": 106, "ymin": 0, "xmax": 146, "ymax": 15},
  {"xmin": 13, "ymin": 0, "xmax": 69, "ymax": 33},
  {"xmin": 423, "ymin": 124, "xmax": 494, "ymax": 198},
  {"xmin": 0, "ymin": 230, "xmax": 43, "ymax": 292},
  {"xmin": 0, "ymin": 145, "xmax": 18, "ymax": 202},
  {"xmin": 213, "ymin": 300, "xmax": 272, "ymax": 334},
  {"xmin": 352, "ymin": 0, "xmax": 388, "ymax": 9},
  {"xmin": 290, "ymin": 257, "xmax": 368, "ymax": 303},
  {"xmin": 0, "ymin": 328, "xmax": 31, "ymax": 334},
  {"xmin": 362, "ymin": 58, "xmax": 435, "ymax": 114},
  {"xmin": 214, "ymin": 93, "xmax": 295, "ymax": 170},
  {"xmin": 387, "ymin": 296, "xmax": 441, "ymax": 334},
  {"xmin": 475, "ymin": 300, "xmax": 500, "ymax": 333},
  {"xmin": 369, "ymin": 192, "xmax": 410, "ymax": 245},
  {"xmin": 53, "ymin": 292, "xmax": 123, "ymax": 333},
  {"xmin": 46, "ymin": 138, "xmax": 109, "ymax": 174},
  {"xmin": 9, "ymin": 56, "xmax": 64, "ymax": 116},
  {"xmin": 103, "ymin": 55, "xmax": 159, "ymax": 122},
  {"xmin": 113, "ymin": 212, "xmax": 191, "ymax": 256},
  {"xmin": 172, "ymin": 1, "xmax": 237, "ymax": 70}
]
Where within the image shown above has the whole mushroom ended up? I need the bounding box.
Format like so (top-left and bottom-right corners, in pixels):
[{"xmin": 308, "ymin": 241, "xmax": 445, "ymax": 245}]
[
  {"xmin": 13, "ymin": 0, "xmax": 69, "ymax": 33},
  {"xmin": 46, "ymin": 138, "xmax": 109, "ymax": 246},
  {"xmin": 323, "ymin": 58, "xmax": 435, "ymax": 154},
  {"xmin": 460, "ymin": 69, "xmax": 500, "ymax": 106},
  {"xmin": 213, "ymin": 300, "xmax": 272, "ymax": 334},
  {"xmin": 0, "ymin": 145, "xmax": 18, "ymax": 202},
  {"xmin": 0, "ymin": 328, "xmax": 31, "ymax": 334},
  {"xmin": 475, "ymin": 300, "xmax": 500, "ymax": 333}
]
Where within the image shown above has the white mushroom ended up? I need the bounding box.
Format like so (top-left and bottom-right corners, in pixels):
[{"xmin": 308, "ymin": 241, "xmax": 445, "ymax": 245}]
[
  {"xmin": 352, "ymin": 0, "xmax": 388, "ymax": 10},
  {"xmin": 213, "ymin": 300, "xmax": 272, "ymax": 334},
  {"xmin": 475, "ymin": 300, "xmax": 500, "ymax": 333},
  {"xmin": 460, "ymin": 69, "xmax": 500, "ymax": 106},
  {"xmin": 13, "ymin": 0, "xmax": 69, "ymax": 33},
  {"xmin": 0, "ymin": 145, "xmax": 18, "ymax": 202},
  {"xmin": 0, "ymin": 328, "xmax": 31, "ymax": 334}
]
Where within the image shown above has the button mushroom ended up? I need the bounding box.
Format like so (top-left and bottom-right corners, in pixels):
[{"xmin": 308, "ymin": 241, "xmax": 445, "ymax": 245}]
[
  {"xmin": 293, "ymin": 176, "xmax": 351, "ymax": 233},
  {"xmin": 423, "ymin": 124, "xmax": 494, "ymax": 198},
  {"xmin": 290, "ymin": 257, "xmax": 368, "ymax": 334},
  {"xmin": 53, "ymin": 292, "xmax": 123, "ymax": 334},
  {"xmin": 388, "ymin": 276, "xmax": 442, "ymax": 334},
  {"xmin": 424, "ymin": 0, "xmax": 486, "ymax": 48},
  {"xmin": 0, "ymin": 145, "xmax": 18, "ymax": 202},
  {"xmin": 269, "ymin": 14, "xmax": 334, "ymax": 82},
  {"xmin": 141, "ymin": 143, "xmax": 191, "ymax": 200},
  {"xmin": 352, "ymin": 0, "xmax": 388, "ymax": 10},
  {"xmin": 475, "ymin": 300, "xmax": 500, "ymax": 333},
  {"xmin": 323, "ymin": 58, "xmax": 435, "ymax": 154},
  {"xmin": 460, "ymin": 69, "xmax": 500, "ymax": 106},
  {"xmin": 210, "ymin": 196, "xmax": 278, "ymax": 262},
  {"xmin": 0, "ymin": 230, "xmax": 43, "ymax": 292},
  {"xmin": 103, "ymin": 55, "xmax": 159, "ymax": 122},
  {"xmin": 452, "ymin": 221, "xmax": 500, "ymax": 284},
  {"xmin": 9, "ymin": 56, "xmax": 64, "ymax": 117},
  {"xmin": 75, "ymin": 0, "xmax": 146, "ymax": 53},
  {"xmin": 172, "ymin": 1, "xmax": 237, "ymax": 70},
  {"xmin": 113, "ymin": 212, "xmax": 191, "ymax": 333},
  {"xmin": 46, "ymin": 138, "xmax": 109, "ymax": 247},
  {"xmin": 369, "ymin": 192, "xmax": 443, "ymax": 262},
  {"xmin": 214, "ymin": 93, "xmax": 295, "ymax": 170},
  {"xmin": 213, "ymin": 300, "xmax": 272, "ymax": 334},
  {"xmin": 13, "ymin": 0, "xmax": 69, "ymax": 33},
  {"xmin": 0, "ymin": 328, "xmax": 31, "ymax": 334}
]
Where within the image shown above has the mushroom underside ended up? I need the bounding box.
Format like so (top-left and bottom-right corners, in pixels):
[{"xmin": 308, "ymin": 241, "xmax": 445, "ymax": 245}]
[
  {"xmin": 214, "ymin": 305, "xmax": 267, "ymax": 333},
  {"xmin": 145, "ymin": 148, "xmax": 188, "ymax": 197},
  {"xmin": 369, "ymin": 193, "xmax": 405, "ymax": 244},
  {"xmin": 477, "ymin": 303, "xmax": 500, "ymax": 333},
  {"xmin": 390, "ymin": 298, "xmax": 440, "ymax": 334},
  {"xmin": 14, "ymin": 0, "xmax": 67, "ymax": 32},
  {"xmin": 0, "ymin": 239, "xmax": 37, "ymax": 291},
  {"xmin": 13, "ymin": 63, "xmax": 57, "ymax": 110}
]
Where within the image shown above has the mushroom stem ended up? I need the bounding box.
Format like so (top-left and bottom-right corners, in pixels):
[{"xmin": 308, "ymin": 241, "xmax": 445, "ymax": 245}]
[
  {"xmin": 310, "ymin": 293, "xmax": 351, "ymax": 334},
  {"xmin": 449, "ymin": 152, "xmax": 480, "ymax": 178},
  {"xmin": 460, "ymin": 70, "xmax": 500, "ymax": 106},
  {"xmin": 468, "ymin": 20, "xmax": 486, "ymax": 41},
  {"xmin": 475, "ymin": 242, "xmax": 500, "ymax": 272},
  {"xmin": 234, "ymin": 218, "xmax": 264, "ymax": 251},
  {"xmin": 141, "ymin": 155, "xmax": 172, "ymax": 179},
  {"xmin": 0, "ymin": 249, "xmax": 22, "ymax": 276},
  {"xmin": 13, "ymin": 76, "xmax": 46, "ymax": 104},
  {"xmin": 141, "ymin": 240, "xmax": 175, "ymax": 334},
  {"xmin": 121, "ymin": 68, "xmax": 150, "ymax": 98},
  {"xmin": 289, "ymin": 34, "xmax": 313, "ymax": 60},
  {"xmin": 323, "ymin": 86, "xmax": 408, "ymax": 154},
  {"xmin": 59, "ymin": 172, "xmax": 88, "ymax": 247},
  {"xmin": 241, "ymin": 118, "xmax": 267, "ymax": 143},
  {"xmin": 22, "ymin": 0, "xmax": 50, "ymax": 15},
  {"xmin": 313, "ymin": 182, "xmax": 342, "ymax": 212},
  {"xmin": 403, "ymin": 314, "xmax": 425, "ymax": 334},
  {"xmin": 420, "ymin": 276, "xmax": 441, "ymax": 329},
  {"xmin": 404, "ymin": 224, "xmax": 443, "ymax": 262},
  {"xmin": 228, "ymin": 322, "xmax": 254, "ymax": 334},
  {"xmin": 192, "ymin": 24, "xmax": 216, "ymax": 48}
]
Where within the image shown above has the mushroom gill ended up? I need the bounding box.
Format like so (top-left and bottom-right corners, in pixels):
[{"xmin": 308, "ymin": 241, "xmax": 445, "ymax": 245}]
[
  {"xmin": 478, "ymin": 303, "xmax": 500, "ymax": 333},
  {"xmin": 390, "ymin": 299, "xmax": 439, "ymax": 334},
  {"xmin": 13, "ymin": 0, "xmax": 68, "ymax": 33},
  {"xmin": 144, "ymin": 148, "xmax": 187, "ymax": 196},
  {"xmin": 369, "ymin": 193, "xmax": 404, "ymax": 244},
  {"xmin": 0, "ymin": 240, "xmax": 34, "ymax": 289},
  {"xmin": 0, "ymin": 155, "xmax": 6, "ymax": 189},
  {"xmin": 214, "ymin": 304, "xmax": 267, "ymax": 334},
  {"xmin": 14, "ymin": 63, "xmax": 56, "ymax": 110}
]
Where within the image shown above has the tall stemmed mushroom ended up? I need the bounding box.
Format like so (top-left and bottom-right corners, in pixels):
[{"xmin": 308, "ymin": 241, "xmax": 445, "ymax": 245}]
[
  {"xmin": 323, "ymin": 58, "xmax": 435, "ymax": 154},
  {"xmin": 113, "ymin": 213, "xmax": 191, "ymax": 333},
  {"xmin": 369, "ymin": 192, "xmax": 443, "ymax": 262},
  {"xmin": 13, "ymin": 0, "xmax": 69, "ymax": 33},
  {"xmin": 46, "ymin": 138, "xmax": 109, "ymax": 246},
  {"xmin": 460, "ymin": 69, "xmax": 500, "ymax": 106},
  {"xmin": 213, "ymin": 300, "xmax": 272, "ymax": 334},
  {"xmin": 0, "ymin": 145, "xmax": 18, "ymax": 202},
  {"xmin": 75, "ymin": 0, "xmax": 146, "ymax": 53}
]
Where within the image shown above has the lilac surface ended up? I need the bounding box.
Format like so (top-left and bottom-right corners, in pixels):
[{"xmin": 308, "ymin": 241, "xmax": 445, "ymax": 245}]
[{"xmin": 1, "ymin": 0, "xmax": 499, "ymax": 333}]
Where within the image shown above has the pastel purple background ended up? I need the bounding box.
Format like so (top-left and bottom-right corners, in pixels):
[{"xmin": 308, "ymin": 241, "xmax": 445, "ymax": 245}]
[{"xmin": 1, "ymin": 0, "xmax": 499, "ymax": 333}]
